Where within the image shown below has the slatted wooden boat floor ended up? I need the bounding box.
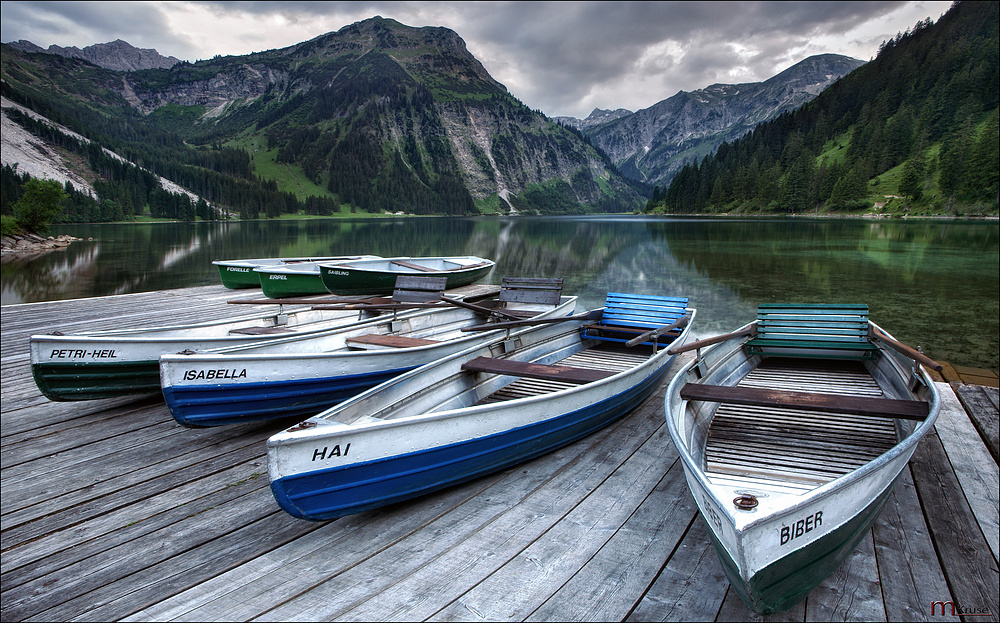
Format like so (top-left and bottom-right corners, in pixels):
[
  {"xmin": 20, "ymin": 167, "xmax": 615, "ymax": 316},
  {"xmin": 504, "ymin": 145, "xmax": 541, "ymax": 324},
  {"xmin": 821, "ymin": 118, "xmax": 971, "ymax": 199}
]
[
  {"xmin": 705, "ymin": 359, "xmax": 899, "ymax": 492},
  {"xmin": 2, "ymin": 287, "xmax": 997, "ymax": 622},
  {"xmin": 476, "ymin": 345, "xmax": 650, "ymax": 404}
]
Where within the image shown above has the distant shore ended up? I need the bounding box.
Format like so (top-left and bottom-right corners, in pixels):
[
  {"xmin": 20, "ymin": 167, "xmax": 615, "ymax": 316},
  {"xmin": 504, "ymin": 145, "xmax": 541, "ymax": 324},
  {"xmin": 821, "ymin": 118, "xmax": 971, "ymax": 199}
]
[{"xmin": 1, "ymin": 233, "xmax": 82, "ymax": 261}]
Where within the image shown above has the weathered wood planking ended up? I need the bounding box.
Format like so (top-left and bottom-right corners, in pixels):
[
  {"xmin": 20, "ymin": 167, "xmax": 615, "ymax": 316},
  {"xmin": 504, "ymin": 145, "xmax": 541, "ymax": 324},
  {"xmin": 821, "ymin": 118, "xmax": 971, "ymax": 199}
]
[
  {"xmin": 1, "ymin": 286, "xmax": 998, "ymax": 622},
  {"xmin": 955, "ymin": 384, "xmax": 1000, "ymax": 463}
]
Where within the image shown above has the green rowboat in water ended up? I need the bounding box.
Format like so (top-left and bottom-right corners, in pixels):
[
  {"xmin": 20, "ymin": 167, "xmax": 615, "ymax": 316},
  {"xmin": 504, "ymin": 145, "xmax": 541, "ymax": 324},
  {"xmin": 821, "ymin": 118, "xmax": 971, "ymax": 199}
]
[
  {"xmin": 664, "ymin": 304, "xmax": 941, "ymax": 614},
  {"xmin": 319, "ymin": 256, "xmax": 495, "ymax": 295}
]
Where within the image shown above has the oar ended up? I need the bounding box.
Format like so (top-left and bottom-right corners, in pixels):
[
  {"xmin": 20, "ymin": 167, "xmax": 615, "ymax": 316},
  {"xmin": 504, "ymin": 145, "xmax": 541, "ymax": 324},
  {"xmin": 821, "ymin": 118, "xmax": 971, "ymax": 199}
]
[
  {"xmin": 625, "ymin": 314, "xmax": 691, "ymax": 347},
  {"xmin": 666, "ymin": 323, "xmax": 758, "ymax": 355},
  {"xmin": 869, "ymin": 325, "xmax": 943, "ymax": 371},
  {"xmin": 438, "ymin": 295, "xmax": 523, "ymax": 321},
  {"xmin": 461, "ymin": 309, "xmax": 604, "ymax": 332},
  {"xmin": 228, "ymin": 296, "xmax": 389, "ymax": 306}
]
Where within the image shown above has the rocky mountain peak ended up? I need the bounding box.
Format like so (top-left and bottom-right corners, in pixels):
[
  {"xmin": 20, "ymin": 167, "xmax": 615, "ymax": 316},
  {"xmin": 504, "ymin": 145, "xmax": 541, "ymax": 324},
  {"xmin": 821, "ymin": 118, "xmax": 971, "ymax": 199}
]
[{"xmin": 6, "ymin": 38, "xmax": 181, "ymax": 71}]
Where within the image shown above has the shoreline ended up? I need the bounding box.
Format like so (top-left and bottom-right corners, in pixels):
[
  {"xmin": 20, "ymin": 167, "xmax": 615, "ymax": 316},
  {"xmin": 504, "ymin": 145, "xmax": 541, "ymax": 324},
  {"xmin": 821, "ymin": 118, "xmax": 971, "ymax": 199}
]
[{"xmin": 0, "ymin": 232, "xmax": 82, "ymax": 261}]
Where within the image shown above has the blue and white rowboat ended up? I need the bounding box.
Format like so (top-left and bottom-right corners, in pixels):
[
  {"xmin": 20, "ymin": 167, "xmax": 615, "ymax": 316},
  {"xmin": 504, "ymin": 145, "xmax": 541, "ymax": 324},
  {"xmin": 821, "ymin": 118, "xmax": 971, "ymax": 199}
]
[
  {"xmin": 267, "ymin": 296, "xmax": 694, "ymax": 521},
  {"xmin": 160, "ymin": 295, "xmax": 578, "ymax": 427}
]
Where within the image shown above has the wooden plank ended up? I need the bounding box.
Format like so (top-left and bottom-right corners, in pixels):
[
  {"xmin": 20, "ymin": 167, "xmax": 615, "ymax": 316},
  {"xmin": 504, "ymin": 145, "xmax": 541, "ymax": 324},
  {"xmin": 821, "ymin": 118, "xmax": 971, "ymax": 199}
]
[
  {"xmin": 872, "ymin": 469, "xmax": 960, "ymax": 622},
  {"xmin": 345, "ymin": 334, "xmax": 440, "ymax": 349},
  {"xmin": 805, "ymin": 532, "xmax": 886, "ymax": 622},
  {"xmin": 122, "ymin": 470, "xmax": 509, "ymax": 623},
  {"xmin": 680, "ymin": 383, "xmax": 929, "ymax": 420},
  {"xmin": 426, "ymin": 409, "xmax": 681, "ymax": 622},
  {"xmin": 526, "ymin": 458, "xmax": 699, "ymax": 622},
  {"xmin": 909, "ymin": 430, "xmax": 1000, "ymax": 620},
  {"xmin": 954, "ymin": 384, "xmax": 999, "ymax": 463},
  {"xmin": 391, "ymin": 259, "xmax": 438, "ymax": 272},
  {"xmin": 462, "ymin": 356, "xmax": 617, "ymax": 384},
  {"xmin": 626, "ymin": 517, "xmax": 730, "ymax": 622},
  {"xmin": 933, "ymin": 382, "xmax": 1000, "ymax": 564}
]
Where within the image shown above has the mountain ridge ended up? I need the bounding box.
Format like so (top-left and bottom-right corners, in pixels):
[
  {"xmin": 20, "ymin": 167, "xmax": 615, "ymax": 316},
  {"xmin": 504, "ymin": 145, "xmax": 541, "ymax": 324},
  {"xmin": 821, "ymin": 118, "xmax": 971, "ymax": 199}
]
[{"xmin": 579, "ymin": 53, "xmax": 866, "ymax": 187}]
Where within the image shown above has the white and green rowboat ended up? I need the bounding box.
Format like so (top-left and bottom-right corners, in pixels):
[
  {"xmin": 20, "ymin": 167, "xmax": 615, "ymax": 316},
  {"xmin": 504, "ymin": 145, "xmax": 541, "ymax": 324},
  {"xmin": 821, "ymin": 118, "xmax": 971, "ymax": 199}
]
[{"xmin": 664, "ymin": 304, "xmax": 941, "ymax": 614}]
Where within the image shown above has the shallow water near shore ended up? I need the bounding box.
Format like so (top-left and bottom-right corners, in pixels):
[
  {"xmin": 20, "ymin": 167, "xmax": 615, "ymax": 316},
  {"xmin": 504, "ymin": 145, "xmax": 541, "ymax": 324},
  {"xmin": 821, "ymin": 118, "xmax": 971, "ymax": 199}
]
[{"xmin": 2, "ymin": 216, "xmax": 996, "ymax": 370}]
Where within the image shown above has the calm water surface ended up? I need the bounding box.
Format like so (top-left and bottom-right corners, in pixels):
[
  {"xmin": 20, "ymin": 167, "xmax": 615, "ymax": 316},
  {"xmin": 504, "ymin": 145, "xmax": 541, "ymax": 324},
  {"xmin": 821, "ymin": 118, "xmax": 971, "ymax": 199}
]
[{"xmin": 3, "ymin": 216, "xmax": 997, "ymax": 370}]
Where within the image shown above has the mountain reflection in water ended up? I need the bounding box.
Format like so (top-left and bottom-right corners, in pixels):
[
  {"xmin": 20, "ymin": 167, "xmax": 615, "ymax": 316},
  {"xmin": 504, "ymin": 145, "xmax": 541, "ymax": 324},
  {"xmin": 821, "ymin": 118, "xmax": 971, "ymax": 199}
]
[{"xmin": 2, "ymin": 216, "xmax": 996, "ymax": 370}]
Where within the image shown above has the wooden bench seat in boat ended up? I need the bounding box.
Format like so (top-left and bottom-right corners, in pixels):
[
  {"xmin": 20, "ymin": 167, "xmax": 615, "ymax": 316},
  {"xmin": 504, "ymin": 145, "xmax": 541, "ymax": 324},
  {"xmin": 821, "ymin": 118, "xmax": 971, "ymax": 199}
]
[
  {"xmin": 391, "ymin": 275, "xmax": 448, "ymax": 302},
  {"xmin": 744, "ymin": 304, "xmax": 879, "ymax": 360},
  {"xmin": 462, "ymin": 356, "xmax": 616, "ymax": 384},
  {"xmin": 495, "ymin": 277, "xmax": 563, "ymax": 318},
  {"xmin": 344, "ymin": 334, "xmax": 441, "ymax": 349},
  {"xmin": 680, "ymin": 382, "xmax": 929, "ymax": 420},
  {"xmin": 582, "ymin": 293, "xmax": 689, "ymax": 347}
]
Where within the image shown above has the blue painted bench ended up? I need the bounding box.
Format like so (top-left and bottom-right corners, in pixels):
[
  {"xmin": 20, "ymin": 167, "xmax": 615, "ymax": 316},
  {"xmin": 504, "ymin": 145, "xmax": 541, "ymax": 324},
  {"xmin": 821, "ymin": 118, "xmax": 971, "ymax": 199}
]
[
  {"xmin": 581, "ymin": 293, "xmax": 689, "ymax": 348},
  {"xmin": 744, "ymin": 304, "xmax": 879, "ymax": 360}
]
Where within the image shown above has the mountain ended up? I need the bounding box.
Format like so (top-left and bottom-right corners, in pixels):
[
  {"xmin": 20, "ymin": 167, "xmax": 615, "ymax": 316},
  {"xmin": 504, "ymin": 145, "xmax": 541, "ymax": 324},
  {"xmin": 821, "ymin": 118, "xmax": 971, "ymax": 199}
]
[
  {"xmin": 654, "ymin": 1, "xmax": 999, "ymax": 216},
  {"xmin": 584, "ymin": 54, "xmax": 866, "ymax": 187},
  {"xmin": 7, "ymin": 39, "xmax": 181, "ymax": 72},
  {"xmin": 554, "ymin": 108, "xmax": 633, "ymax": 131},
  {"xmin": 1, "ymin": 18, "xmax": 643, "ymax": 220}
]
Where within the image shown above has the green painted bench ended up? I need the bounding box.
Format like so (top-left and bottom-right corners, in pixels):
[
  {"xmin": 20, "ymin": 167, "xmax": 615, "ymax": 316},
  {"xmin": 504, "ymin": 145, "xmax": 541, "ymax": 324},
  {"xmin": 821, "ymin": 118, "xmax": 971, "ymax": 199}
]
[
  {"xmin": 744, "ymin": 304, "xmax": 879, "ymax": 360},
  {"xmin": 581, "ymin": 292, "xmax": 689, "ymax": 348}
]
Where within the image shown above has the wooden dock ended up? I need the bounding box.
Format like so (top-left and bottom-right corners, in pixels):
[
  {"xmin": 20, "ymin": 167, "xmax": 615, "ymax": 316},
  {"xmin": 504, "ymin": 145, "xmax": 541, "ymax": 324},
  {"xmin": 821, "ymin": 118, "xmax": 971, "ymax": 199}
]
[{"xmin": 1, "ymin": 286, "xmax": 997, "ymax": 622}]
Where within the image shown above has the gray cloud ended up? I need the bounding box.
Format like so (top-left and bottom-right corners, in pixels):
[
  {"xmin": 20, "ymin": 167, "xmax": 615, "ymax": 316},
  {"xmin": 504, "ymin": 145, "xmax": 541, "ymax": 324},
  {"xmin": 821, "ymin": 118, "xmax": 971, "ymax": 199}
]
[{"xmin": 1, "ymin": 1, "xmax": 952, "ymax": 117}]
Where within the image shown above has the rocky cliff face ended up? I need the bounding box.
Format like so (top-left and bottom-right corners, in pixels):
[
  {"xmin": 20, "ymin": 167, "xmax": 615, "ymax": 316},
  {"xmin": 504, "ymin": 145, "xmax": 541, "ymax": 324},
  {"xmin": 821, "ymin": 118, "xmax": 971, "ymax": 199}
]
[
  {"xmin": 7, "ymin": 39, "xmax": 180, "ymax": 71},
  {"xmin": 113, "ymin": 17, "xmax": 640, "ymax": 212},
  {"xmin": 585, "ymin": 54, "xmax": 865, "ymax": 186}
]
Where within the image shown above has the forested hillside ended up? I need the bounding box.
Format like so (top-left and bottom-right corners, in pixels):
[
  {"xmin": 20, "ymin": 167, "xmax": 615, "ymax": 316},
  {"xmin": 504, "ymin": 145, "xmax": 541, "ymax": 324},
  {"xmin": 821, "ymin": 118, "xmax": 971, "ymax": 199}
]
[{"xmin": 649, "ymin": 1, "xmax": 998, "ymax": 216}]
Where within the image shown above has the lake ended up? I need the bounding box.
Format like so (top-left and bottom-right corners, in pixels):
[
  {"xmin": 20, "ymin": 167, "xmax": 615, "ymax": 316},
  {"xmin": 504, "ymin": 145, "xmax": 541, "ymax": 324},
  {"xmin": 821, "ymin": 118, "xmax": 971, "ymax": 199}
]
[{"xmin": 2, "ymin": 216, "xmax": 997, "ymax": 370}]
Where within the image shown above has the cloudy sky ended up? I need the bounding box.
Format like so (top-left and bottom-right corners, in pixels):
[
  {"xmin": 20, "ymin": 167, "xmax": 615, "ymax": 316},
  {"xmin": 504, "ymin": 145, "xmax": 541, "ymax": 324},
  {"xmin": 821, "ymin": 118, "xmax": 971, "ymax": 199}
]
[{"xmin": 1, "ymin": 1, "xmax": 953, "ymax": 118}]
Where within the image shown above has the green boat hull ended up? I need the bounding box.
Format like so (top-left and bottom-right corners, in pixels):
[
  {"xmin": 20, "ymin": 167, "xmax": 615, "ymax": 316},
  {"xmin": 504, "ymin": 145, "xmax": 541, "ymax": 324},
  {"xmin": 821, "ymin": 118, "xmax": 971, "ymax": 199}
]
[
  {"xmin": 31, "ymin": 361, "xmax": 161, "ymax": 401},
  {"xmin": 258, "ymin": 272, "xmax": 327, "ymax": 298},
  {"xmin": 217, "ymin": 265, "xmax": 260, "ymax": 289},
  {"xmin": 708, "ymin": 473, "xmax": 900, "ymax": 615},
  {"xmin": 319, "ymin": 264, "xmax": 492, "ymax": 296}
]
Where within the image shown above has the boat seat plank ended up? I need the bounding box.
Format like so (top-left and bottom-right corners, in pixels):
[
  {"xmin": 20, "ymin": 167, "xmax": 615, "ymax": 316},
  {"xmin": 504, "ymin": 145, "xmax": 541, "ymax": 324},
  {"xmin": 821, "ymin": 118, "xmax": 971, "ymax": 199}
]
[
  {"xmin": 462, "ymin": 356, "xmax": 616, "ymax": 385},
  {"xmin": 498, "ymin": 277, "xmax": 563, "ymax": 306},
  {"xmin": 392, "ymin": 276, "xmax": 447, "ymax": 303},
  {"xmin": 391, "ymin": 260, "xmax": 437, "ymax": 273},
  {"xmin": 745, "ymin": 303, "xmax": 879, "ymax": 360},
  {"xmin": 582, "ymin": 292, "xmax": 688, "ymax": 347},
  {"xmin": 680, "ymin": 383, "xmax": 929, "ymax": 420},
  {"xmin": 344, "ymin": 334, "xmax": 441, "ymax": 349}
]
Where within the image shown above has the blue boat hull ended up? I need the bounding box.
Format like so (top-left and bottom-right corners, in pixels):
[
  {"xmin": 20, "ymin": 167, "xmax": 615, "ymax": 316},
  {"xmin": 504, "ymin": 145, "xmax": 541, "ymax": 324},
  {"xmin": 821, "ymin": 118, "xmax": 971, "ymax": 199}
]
[
  {"xmin": 164, "ymin": 367, "xmax": 414, "ymax": 427},
  {"xmin": 270, "ymin": 359, "xmax": 670, "ymax": 520}
]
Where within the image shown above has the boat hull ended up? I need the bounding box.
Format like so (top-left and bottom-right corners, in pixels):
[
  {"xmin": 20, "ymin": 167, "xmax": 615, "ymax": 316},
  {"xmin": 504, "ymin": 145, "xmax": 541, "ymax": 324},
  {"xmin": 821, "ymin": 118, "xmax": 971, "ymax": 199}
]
[
  {"xmin": 319, "ymin": 257, "xmax": 493, "ymax": 295},
  {"xmin": 256, "ymin": 267, "xmax": 327, "ymax": 298},
  {"xmin": 270, "ymin": 353, "xmax": 670, "ymax": 520},
  {"xmin": 162, "ymin": 367, "xmax": 411, "ymax": 426},
  {"xmin": 215, "ymin": 263, "xmax": 260, "ymax": 289},
  {"xmin": 699, "ymin": 468, "xmax": 901, "ymax": 614},
  {"xmin": 31, "ymin": 360, "xmax": 160, "ymax": 401}
]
